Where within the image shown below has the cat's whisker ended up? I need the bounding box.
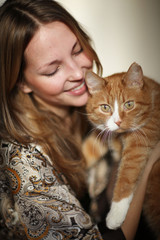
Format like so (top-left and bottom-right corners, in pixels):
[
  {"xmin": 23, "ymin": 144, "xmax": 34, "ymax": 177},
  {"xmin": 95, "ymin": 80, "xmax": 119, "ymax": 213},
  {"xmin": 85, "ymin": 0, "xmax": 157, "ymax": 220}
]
[
  {"xmin": 132, "ymin": 124, "xmax": 148, "ymax": 145},
  {"xmin": 94, "ymin": 130, "xmax": 103, "ymax": 141},
  {"xmin": 131, "ymin": 126, "xmax": 149, "ymax": 149},
  {"xmin": 136, "ymin": 128, "xmax": 149, "ymax": 149},
  {"xmin": 86, "ymin": 130, "xmax": 108, "ymax": 158},
  {"xmin": 104, "ymin": 130, "xmax": 113, "ymax": 146},
  {"xmin": 96, "ymin": 129, "xmax": 108, "ymax": 142},
  {"xmin": 98, "ymin": 128, "xmax": 113, "ymax": 145},
  {"xmin": 101, "ymin": 129, "xmax": 109, "ymax": 140},
  {"xmin": 131, "ymin": 131, "xmax": 142, "ymax": 147},
  {"xmin": 75, "ymin": 110, "xmax": 92, "ymax": 117},
  {"xmin": 92, "ymin": 128, "xmax": 112, "ymax": 153},
  {"xmin": 84, "ymin": 127, "xmax": 97, "ymax": 139}
]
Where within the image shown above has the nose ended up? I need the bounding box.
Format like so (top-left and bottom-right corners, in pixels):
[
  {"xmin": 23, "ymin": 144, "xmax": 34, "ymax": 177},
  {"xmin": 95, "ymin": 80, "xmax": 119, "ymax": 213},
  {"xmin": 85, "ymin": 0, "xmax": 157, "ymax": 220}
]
[
  {"xmin": 115, "ymin": 119, "xmax": 122, "ymax": 127},
  {"xmin": 67, "ymin": 59, "xmax": 83, "ymax": 81}
]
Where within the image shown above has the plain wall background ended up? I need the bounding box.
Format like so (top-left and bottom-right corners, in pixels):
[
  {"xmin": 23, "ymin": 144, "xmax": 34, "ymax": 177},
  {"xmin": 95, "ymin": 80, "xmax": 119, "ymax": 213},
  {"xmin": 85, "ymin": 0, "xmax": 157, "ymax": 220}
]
[
  {"xmin": 58, "ymin": 0, "xmax": 160, "ymax": 82},
  {"xmin": 0, "ymin": 0, "xmax": 160, "ymax": 82}
]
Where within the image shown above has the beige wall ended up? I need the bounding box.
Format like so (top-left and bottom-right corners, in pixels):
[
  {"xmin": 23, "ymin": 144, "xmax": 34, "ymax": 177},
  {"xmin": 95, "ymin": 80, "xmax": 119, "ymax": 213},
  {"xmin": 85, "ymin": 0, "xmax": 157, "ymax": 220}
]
[
  {"xmin": 1, "ymin": 0, "xmax": 159, "ymax": 81},
  {"xmin": 58, "ymin": 0, "xmax": 160, "ymax": 82}
]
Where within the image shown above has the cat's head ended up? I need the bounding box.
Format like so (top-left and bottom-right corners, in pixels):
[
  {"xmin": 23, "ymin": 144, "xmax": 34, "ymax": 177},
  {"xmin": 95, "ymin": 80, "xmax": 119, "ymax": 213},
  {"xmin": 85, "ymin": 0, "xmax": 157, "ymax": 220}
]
[{"xmin": 85, "ymin": 62, "xmax": 152, "ymax": 134}]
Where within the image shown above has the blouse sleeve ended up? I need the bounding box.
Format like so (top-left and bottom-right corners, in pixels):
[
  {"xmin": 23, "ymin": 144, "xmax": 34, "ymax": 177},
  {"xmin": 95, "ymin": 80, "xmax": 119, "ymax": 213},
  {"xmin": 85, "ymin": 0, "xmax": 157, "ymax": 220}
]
[{"xmin": 0, "ymin": 142, "xmax": 103, "ymax": 240}]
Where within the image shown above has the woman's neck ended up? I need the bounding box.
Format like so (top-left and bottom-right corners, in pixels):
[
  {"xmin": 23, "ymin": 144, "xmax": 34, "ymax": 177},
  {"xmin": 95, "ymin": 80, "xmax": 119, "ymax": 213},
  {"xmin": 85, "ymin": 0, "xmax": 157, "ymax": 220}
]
[{"xmin": 33, "ymin": 94, "xmax": 71, "ymax": 118}]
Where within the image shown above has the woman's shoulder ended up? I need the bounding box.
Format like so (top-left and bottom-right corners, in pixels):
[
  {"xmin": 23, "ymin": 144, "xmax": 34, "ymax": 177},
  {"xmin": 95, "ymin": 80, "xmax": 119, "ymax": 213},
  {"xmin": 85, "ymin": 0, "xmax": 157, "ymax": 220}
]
[
  {"xmin": 0, "ymin": 140, "xmax": 53, "ymax": 167},
  {"xmin": 0, "ymin": 139, "xmax": 68, "ymax": 189},
  {"xmin": 0, "ymin": 140, "xmax": 68, "ymax": 190}
]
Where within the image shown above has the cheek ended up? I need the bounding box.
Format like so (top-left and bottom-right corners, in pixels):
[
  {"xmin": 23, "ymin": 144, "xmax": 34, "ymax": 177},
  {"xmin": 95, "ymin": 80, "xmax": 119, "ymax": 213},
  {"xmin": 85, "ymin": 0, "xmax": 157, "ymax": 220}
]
[
  {"xmin": 24, "ymin": 70, "xmax": 63, "ymax": 95},
  {"xmin": 30, "ymin": 78, "xmax": 64, "ymax": 96},
  {"xmin": 43, "ymin": 82, "xmax": 63, "ymax": 96}
]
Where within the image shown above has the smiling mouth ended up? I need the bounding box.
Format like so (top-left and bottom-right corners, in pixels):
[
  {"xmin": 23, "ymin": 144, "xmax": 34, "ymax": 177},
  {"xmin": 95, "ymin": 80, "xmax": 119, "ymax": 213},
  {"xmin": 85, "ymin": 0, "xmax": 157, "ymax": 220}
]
[{"xmin": 71, "ymin": 81, "xmax": 85, "ymax": 92}]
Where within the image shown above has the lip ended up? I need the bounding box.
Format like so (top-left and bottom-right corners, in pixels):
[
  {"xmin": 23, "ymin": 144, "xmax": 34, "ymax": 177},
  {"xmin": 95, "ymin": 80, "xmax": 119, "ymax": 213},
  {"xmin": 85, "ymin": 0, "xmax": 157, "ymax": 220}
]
[{"xmin": 65, "ymin": 80, "xmax": 87, "ymax": 96}]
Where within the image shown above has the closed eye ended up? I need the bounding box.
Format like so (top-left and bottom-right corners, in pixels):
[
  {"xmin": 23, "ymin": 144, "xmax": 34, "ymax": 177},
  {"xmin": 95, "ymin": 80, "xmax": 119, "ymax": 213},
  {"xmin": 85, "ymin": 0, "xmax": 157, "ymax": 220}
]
[
  {"xmin": 72, "ymin": 41, "xmax": 83, "ymax": 56},
  {"xmin": 43, "ymin": 66, "xmax": 61, "ymax": 77},
  {"xmin": 73, "ymin": 47, "xmax": 83, "ymax": 55}
]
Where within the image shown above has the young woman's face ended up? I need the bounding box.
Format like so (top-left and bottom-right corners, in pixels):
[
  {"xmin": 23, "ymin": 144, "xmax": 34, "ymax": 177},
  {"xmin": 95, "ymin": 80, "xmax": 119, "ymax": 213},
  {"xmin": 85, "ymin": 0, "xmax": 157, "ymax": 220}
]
[{"xmin": 23, "ymin": 21, "xmax": 92, "ymax": 116}]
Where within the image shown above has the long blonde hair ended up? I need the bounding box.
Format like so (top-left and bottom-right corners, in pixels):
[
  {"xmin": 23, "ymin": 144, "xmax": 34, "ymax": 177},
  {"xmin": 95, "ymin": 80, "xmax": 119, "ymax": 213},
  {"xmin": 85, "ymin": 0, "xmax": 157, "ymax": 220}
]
[{"xmin": 0, "ymin": 0, "xmax": 102, "ymax": 196}]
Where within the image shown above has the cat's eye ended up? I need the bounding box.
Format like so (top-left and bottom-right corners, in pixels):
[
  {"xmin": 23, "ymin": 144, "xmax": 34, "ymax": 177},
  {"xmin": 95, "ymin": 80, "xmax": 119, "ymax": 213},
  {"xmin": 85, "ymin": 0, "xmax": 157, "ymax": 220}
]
[
  {"xmin": 124, "ymin": 101, "xmax": 134, "ymax": 110},
  {"xmin": 100, "ymin": 104, "xmax": 111, "ymax": 113}
]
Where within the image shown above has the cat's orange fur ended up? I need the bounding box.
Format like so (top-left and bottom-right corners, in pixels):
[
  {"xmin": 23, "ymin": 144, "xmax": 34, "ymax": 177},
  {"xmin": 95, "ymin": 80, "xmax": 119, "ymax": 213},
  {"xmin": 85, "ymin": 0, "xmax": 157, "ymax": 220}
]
[{"xmin": 85, "ymin": 62, "xmax": 160, "ymax": 239}]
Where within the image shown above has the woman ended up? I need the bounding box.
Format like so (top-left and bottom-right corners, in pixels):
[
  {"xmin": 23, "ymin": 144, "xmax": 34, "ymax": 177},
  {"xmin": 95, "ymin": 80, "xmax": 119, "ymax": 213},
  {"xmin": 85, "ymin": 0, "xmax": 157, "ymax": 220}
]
[{"xmin": 0, "ymin": 0, "xmax": 159, "ymax": 239}]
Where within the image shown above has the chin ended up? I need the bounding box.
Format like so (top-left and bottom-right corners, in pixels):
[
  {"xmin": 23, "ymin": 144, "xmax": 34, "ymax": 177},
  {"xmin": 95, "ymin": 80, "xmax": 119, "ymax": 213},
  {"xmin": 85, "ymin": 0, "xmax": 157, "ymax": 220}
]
[{"xmin": 76, "ymin": 94, "xmax": 89, "ymax": 107}]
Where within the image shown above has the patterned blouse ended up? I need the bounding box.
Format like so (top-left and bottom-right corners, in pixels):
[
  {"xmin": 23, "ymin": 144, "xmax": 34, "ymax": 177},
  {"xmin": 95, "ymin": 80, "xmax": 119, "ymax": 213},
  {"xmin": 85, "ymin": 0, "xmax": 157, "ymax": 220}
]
[{"xmin": 0, "ymin": 141, "xmax": 103, "ymax": 240}]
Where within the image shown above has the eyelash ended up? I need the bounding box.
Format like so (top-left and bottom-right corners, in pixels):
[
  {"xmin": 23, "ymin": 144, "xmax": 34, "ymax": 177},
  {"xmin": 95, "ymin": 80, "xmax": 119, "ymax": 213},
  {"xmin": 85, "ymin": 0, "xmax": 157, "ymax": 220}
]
[
  {"xmin": 45, "ymin": 66, "xmax": 60, "ymax": 77},
  {"xmin": 73, "ymin": 47, "xmax": 83, "ymax": 56}
]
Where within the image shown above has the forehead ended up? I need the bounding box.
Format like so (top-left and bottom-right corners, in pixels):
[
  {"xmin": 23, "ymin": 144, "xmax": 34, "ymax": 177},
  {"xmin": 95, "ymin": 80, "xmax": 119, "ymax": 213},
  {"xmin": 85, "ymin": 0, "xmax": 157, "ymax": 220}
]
[{"xmin": 24, "ymin": 21, "xmax": 77, "ymax": 67}]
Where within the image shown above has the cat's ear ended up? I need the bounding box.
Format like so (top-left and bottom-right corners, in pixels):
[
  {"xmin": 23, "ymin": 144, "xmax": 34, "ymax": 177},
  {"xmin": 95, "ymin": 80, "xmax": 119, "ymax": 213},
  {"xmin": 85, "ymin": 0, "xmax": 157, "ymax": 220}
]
[
  {"xmin": 124, "ymin": 62, "xmax": 144, "ymax": 88},
  {"xmin": 85, "ymin": 71, "xmax": 105, "ymax": 94}
]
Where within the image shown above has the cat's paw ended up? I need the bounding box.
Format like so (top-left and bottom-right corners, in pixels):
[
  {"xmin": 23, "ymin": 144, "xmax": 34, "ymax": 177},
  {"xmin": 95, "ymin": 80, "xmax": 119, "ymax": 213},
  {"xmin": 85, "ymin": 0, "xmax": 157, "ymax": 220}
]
[
  {"xmin": 106, "ymin": 194, "xmax": 133, "ymax": 229},
  {"xmin": 106, "ymin": 204, "xmax": 125, "ymax": 229}
]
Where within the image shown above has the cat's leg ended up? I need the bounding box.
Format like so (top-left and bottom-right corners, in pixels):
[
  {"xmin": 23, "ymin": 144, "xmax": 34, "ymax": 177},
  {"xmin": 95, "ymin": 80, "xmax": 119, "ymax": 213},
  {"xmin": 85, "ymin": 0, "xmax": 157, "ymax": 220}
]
[
  {"xmin": 82, "ymin": 132, "xmax": 109, "ymax": 197},
  {"xmin": 87, "ymin": 159, "xmax": 110, "ymax": 198},
  {"xmin": 106, "ymin": 193, "xmax": 133, "ymax": 229},
  {"xmin": 106, "ymin": 148, "xmax": 147, "ymax": 229}
]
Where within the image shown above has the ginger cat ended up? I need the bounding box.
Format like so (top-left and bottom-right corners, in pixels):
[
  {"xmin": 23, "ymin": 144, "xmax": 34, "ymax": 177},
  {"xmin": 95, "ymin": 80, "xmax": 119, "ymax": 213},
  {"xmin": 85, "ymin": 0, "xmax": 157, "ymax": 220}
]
[{"xmin": 85, "ymin": 63, "xmax": 160, "ymax": 239}]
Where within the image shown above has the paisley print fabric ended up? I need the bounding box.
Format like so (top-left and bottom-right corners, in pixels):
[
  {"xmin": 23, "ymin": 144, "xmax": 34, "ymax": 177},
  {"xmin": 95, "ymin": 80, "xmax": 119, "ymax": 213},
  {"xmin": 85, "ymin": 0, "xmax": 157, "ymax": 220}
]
[{"xmin": 0, "ymin": 141, "xmax": 103, "ymax": 239}]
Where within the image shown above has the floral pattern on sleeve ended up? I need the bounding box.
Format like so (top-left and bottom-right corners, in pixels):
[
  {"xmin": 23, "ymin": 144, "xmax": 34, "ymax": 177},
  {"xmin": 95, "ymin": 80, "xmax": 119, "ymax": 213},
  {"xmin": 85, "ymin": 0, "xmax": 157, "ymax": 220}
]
[{"xmin": 0, "ymin": 141, "xmax": 103, "ymax": 239}]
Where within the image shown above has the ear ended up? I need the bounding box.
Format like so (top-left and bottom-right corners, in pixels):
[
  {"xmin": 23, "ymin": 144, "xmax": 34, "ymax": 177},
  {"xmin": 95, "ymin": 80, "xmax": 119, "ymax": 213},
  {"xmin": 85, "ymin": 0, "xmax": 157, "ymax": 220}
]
[
  {"xmin": 19, "ymin": 82, "xmax": 33, "ymax": 93},
  {"xmin": 85, "ymin": 71, "xmax": 105, "ymax": 94},
  {"xmin": 124, "ymin": 62, "xmax": 144, "ymax": 88}
]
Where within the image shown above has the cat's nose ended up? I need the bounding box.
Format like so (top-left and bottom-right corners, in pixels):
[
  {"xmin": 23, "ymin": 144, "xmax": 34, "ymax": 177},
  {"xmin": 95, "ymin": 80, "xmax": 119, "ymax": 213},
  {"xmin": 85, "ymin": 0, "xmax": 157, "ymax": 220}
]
[{"xmin": 115, "ymin": 120, "xmax": 122, "ymax": 127}]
